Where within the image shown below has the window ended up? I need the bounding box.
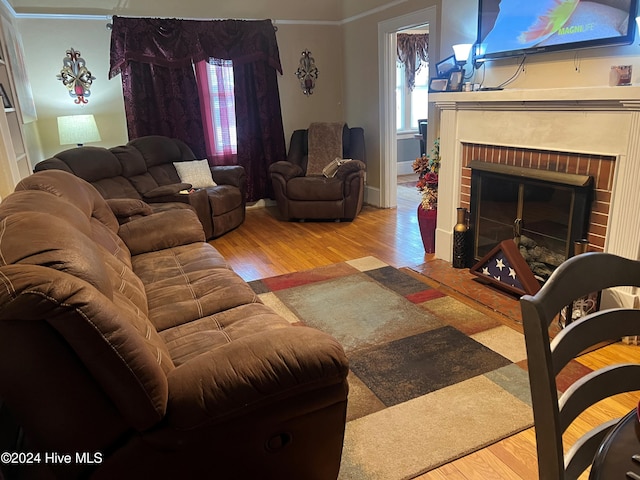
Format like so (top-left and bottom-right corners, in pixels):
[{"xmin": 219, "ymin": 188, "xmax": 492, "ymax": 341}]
[
  {"xmin": 195, "ymin": 59, "xmax": 237, "ymax": 162},
  {"xmin": 396, "ymin": 61, "xmax": 429, "ymax": 132}
]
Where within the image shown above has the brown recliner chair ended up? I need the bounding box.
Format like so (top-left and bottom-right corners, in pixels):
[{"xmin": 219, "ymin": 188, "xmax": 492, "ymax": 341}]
[{"xmin": 269, "ymin": 124, "xmax": 366, "ymax": 221}]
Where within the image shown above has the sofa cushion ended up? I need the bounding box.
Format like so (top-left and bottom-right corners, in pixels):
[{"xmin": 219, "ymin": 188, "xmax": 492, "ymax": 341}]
[
  {"xmin": 129, "ymin": 135, "xmax": 197, "ymax": 167},
  {"xmin": 164, "ymin": 325, "xmax": 348, "ymax": 430},
  {"xmin": 147, "ymin": 164, "xmax": 182, "ymax": 187},
  {"xmin": 0, "ymin": 212, "xmax": 114, "ymax": 298},
  {"xmin": 45, "ymin": 146, "xmax": 124, "ymax": 182},
  {"xmin": 131, "ymin": 243, "xmax": 259, "ymax": 332},
  {"xmin": 118, "ymin": 209, "xmax": 205, "ymax": 256},
  {"xmin": 286, "ymin": 176, "xmax": 344, "ymax": 201},
  {"xmin": 17, "ymin": 170, "xmax": 120, "ymax": 234},
  {"xmin": 0, "ymin": 190, "xmax": 93, "ymax": 237},
  {"xmin": 159, "ymin": 302, "xmax": 289, "ymax": 366},
  {"xmin": 111, "ymin": 144, "xmax": 148, "ymax": 177},
  {"xmin": 91, "ymin": 176, "xmax": 145, "ymax": 200},
  {"xmin": 17, "ymin": 171, "xmax": 133, "ymax": 267}
]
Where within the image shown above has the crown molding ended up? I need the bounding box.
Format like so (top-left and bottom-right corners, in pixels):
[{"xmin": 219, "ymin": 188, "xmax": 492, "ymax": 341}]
[
  {"xmin": 3, "ymin": 0, "xmax": 409, "ymax": 25},
  {"xmin": 0, "ymin": 0, "xmax": 16, "ymax": 17}
]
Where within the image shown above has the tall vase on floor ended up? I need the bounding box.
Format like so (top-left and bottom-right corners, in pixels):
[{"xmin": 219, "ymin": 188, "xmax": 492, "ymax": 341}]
[
  {"xmin": 412, "ymin": 138, "xmax": 441, "ymax": 255},
  {"xmin": 417, "ymin": 206, "xmax": 437, "ymax": 253},
  {"xmin": 452, "ymin": 207, "xmax": 468, "ymax": 268}
]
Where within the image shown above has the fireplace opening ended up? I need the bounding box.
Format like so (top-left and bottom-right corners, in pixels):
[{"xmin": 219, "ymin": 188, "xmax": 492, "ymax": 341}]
[{"xmin": 469, "ymin": 161, "xmax": 593, "ymax": 283}]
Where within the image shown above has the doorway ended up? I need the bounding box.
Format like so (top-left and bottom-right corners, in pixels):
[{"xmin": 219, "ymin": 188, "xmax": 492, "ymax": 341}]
[{"xmin": 378, "ymin": 6, "xmax": 437, "ymax": 208}]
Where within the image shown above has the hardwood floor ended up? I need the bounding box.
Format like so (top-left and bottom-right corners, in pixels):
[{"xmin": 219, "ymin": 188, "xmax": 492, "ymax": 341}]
[
  {"xmin": 210, "ymin": 181, "xmax": 639, "ymax": 479},
  {"xmin": 211, "ymin": 180, "xmax": 427, "ymax": 282}
]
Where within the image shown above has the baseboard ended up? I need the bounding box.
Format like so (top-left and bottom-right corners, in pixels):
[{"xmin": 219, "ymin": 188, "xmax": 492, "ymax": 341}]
[
  {"xmin": 246, "ymin": 199, "xmax": 276, "ymax": 210},
  {"xmin": 397, "ymin": 161, "xmax": 415, "ymax": 175},
  {"xmin": 364, "ymin": 185, "xmax": 381, "ymax": 207}
]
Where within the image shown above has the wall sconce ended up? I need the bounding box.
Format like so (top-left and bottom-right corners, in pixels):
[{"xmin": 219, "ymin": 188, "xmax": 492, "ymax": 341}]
[
  {"xmin": 57, "ymin": 114, "xmax": 101, "ymax": 147},
  {"xmin": 295, "ymin": 49, "xmax": 319, "ymax": 96},
  {"xmin": 56, "ymin": 48, "xmax": 95, "ymax": 104},
  {"xmin": 452, "ymin": 43, "xmax": 476, "ymax": 82}
]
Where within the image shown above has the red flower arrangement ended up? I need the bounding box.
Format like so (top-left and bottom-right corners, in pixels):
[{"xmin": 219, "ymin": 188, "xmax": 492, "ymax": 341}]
[{"xmin": 412, "ymin": 137, "xmax": 440, "ymax": 210}]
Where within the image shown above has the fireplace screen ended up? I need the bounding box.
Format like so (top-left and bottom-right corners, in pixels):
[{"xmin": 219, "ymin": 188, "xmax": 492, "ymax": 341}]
[{"xmin": 470, "ymin": 161, "xmax": 593, "ymax": 281}]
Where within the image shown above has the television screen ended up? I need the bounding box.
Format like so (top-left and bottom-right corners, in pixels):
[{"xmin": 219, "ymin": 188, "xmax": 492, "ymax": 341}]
[{"xmin": 476, "ymin": 0, "xmax": 637, "ymax": 60}]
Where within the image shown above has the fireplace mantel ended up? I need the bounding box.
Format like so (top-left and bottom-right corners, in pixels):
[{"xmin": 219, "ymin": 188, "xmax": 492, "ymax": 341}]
[
  {"xmin": 431, "ymin": 86, "xmax": 640, "ymax": 308},
  {"xmin": 432, "ymin": 86, "xmax": 640, "ymax": 110}
]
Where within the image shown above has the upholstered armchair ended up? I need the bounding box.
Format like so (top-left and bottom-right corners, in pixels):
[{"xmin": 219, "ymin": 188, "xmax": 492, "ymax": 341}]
[{"xmin": 269, "ymin": 123, "xmax": 366, "ymax": 221}]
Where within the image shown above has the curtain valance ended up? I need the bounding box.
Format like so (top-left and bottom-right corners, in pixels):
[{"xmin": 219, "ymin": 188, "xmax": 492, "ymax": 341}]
[
  {"xmin": 109, "ymin": 16, "xmax": 282, "ymax": 78},
  {"xmin": 397, "ymin": 33, "xmax": 429, "ymax": 90}
]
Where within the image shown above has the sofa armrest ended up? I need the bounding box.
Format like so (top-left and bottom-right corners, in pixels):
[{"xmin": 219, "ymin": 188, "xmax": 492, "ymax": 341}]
[
  {"xmin": 335, "ymin": 159, "xmax": 366, "ymax": 180},
  {"xmin": 210, "ymin": 165, "xmax": 246, "ymax": 188},
  {"xmin": 268, "ymin": 161, "xmax": 304, "ymax": 182},
  {"xmin": 118, "ymin": 209, "xmax": 206, "ymax": 255},
  {"xmin": 165, "ymin": 326, "xmax": 349, "ymax": 429},
  {"xmin": 106, "ymin": 198, "xmax": 154, "ymax": 225},
  {"xmin": 143, "ymin": 183, "xmax": 193, "ymax": 199}
]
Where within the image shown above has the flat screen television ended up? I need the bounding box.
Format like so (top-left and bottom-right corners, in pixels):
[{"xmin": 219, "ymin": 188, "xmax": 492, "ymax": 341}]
[{"xmin": 476, "ymin": 0, "xmax": 638, "ymax": 61}]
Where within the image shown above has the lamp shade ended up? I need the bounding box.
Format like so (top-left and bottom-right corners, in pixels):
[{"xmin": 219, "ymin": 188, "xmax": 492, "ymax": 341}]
[
  {"xmin": 452, "ymin": 43, "xmax": 473, "ymax": 64},
  {"xmin": 57, "ymin": 114, "xmax": 101, "ymax": 146}
]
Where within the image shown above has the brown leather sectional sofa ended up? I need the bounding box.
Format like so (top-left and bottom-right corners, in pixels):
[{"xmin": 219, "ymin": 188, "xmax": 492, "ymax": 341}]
[
  {"xmin": 0, "ymin": 170, "xmax": 349, "ymax": 479},
  {"xmin": 34, "ymin": 135, "xmax": 246, "ymax": 239}
]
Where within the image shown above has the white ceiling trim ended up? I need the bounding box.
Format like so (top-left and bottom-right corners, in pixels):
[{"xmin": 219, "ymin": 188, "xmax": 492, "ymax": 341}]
[
  {"xmin": 341, "ymin": 0, "xmax": 409, "ymax": 24},
  {"xmin": 0, "ymin": 0, "xmax": 16, "ymax": 16},
  {"xmin": 3, "ymin": 0, "xmax": 410, "ymax": 25}
]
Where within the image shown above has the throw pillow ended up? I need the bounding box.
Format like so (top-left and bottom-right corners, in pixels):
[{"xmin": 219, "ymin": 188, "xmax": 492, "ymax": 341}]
[{"xmin": 173, "ymin": 160, "xmax": 217, "ymax": 189}]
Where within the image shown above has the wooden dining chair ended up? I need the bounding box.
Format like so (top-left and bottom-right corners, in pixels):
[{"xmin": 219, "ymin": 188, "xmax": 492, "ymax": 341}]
[{"xmin": 520, "ymin": 252, "xmax": 640, "ymax": 479}]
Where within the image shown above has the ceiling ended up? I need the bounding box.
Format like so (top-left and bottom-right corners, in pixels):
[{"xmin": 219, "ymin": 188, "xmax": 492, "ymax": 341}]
[{"xmin": 5, "ymin": 0, "xmax": 352, "ymax": 22}]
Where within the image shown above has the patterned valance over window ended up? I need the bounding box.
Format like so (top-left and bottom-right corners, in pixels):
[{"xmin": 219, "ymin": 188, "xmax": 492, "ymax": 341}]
[
  {"xmin": 109, "ymin": 17, "xmax": 282, "ymax": 78},
  {"xmin": 397, "ymin": 33, "xmax": 429, "ymax": 90}
]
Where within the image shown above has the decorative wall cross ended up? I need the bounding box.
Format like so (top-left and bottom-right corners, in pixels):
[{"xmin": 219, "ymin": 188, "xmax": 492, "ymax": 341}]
[
  {"xmin": 57, "ymin": 48, "xmax": 95, "ymax": 104},
  {"xmin": 295, "ymin": 49, "xmax": 318, "ymax": 96}
]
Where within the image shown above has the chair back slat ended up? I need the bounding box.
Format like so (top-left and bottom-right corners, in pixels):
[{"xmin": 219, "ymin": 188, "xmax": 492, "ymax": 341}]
[{"xmin": 520, "ymin": 252, "xmax": 640, "ymax": 480}]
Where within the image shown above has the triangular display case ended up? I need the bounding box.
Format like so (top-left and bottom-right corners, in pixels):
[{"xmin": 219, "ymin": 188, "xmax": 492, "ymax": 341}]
[{"xmin": 469, "ymin": 239, "xmax": 541, "ymax": 296}]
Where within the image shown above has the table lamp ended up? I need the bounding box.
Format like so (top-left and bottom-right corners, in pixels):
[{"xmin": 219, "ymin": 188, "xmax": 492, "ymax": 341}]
[{"xmin": 57, "ymin": 114, "xmax": 101, "ymax": 147}]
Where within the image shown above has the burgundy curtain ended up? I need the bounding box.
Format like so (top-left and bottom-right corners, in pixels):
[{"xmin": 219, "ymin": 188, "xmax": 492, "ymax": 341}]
[
  {"xmin": 109, "ymin": 16, "xmax": 286, "ymax": 201},
  {"xmin": 120, "ymin": 61, "xmax": 207, "ymax": 157},
  {"xmin": 234, "ymin": 61, "xmax": 285, "ymax": 201}
]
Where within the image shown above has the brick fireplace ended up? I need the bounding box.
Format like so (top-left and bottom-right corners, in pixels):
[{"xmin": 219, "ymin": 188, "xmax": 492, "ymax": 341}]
[
  {"xmin": 460, "ymin": 144, "xmax": 615, "ymax": 254},
  {"xmin": 432, "ymin": 86, "xmax": 640, "ymax": 308}
]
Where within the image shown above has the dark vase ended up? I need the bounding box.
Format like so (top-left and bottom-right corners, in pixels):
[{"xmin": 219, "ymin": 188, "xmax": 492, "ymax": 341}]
[
  {"xmin": 417, "ymin": 205, "xmax": 437, "ymax": 253},
  {"xmin": 452, "ymin": 207, "xmax": 468, "ymax": 268}
]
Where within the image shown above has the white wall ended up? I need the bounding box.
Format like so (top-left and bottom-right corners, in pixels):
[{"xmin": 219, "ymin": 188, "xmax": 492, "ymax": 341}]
[{"xmin": 17, "ymin": 17, "xmax": 127, "ymax": 160}]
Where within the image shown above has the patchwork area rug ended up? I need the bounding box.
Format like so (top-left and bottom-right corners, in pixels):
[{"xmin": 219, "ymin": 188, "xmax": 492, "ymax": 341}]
[{"xmin": 249, "ymin": 257, "xmax": 533, "ymax": 480}]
